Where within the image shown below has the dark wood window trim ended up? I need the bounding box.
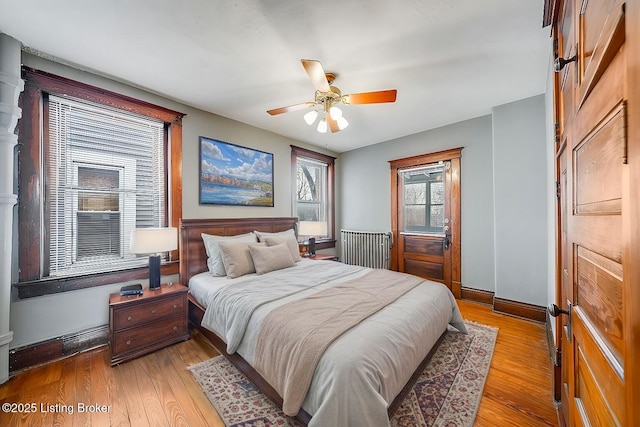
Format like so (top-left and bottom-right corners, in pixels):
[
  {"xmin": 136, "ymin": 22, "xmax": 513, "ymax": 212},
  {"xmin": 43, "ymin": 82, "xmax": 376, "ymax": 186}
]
[
  {"xmin": 290, "ymin": 145, "xmax": 336, "ymax": 249},
  {"xmin": 15, "ymin": 67, "xmax": 184, "ymax": 299}
]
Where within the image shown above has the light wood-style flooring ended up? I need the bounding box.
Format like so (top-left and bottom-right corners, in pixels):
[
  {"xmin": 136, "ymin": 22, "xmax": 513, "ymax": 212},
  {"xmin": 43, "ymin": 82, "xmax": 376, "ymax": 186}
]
[{"xmin": 0, "ymin": 300, "xmax": 558, "ymax": 426}]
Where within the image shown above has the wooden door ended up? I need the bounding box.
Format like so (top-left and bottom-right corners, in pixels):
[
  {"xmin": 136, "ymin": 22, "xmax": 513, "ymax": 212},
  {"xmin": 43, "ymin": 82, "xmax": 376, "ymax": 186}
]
[
  {"xmin": 551, "ymin": 0, "xmax": 639, "ymax": 425},
  {"xmin": 389, "ymin": 148, "xmax": 462, "ymax": 298},
  {"xmin": 553, "ymin": 0, "xmax": 577, "ymax": 424}
]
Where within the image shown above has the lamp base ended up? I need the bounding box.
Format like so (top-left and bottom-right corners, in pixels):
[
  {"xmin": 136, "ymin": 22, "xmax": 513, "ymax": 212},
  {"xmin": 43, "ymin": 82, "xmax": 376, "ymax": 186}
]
[
  {"xmin": 148, "ymin": 255, "xmax": 161, "ymax": 290},
  {"xmin": 307, "ymin": 237, "xmax": 316, "ymax": 256}
]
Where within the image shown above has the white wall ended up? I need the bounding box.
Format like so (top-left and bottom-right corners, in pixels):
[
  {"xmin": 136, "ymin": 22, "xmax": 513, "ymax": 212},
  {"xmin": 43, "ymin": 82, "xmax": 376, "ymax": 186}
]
[
  {"xmin": 340, "ymin": 95, "xmax": 551, "ymax": 305},
  {"xmin": 492, "ymin": 95, "xmax": 548, "ymax": 305},
  {"xmin": 339, "ymin": 115, "xmax": 496, "ymax": 292},
  {"xmin": 10, "ymin": 53, "xmax": 333, "ymax": 348}
]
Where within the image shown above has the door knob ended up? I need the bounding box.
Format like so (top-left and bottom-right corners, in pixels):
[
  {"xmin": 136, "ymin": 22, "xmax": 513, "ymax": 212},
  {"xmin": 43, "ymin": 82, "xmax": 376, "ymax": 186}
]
[
  {"xmin": 554, "ymin": 55, "xmax": 577, "ymax": 72},
  {"xmin": 548, "ymin": 303, "xmax": 569, "ymax": 317},
  {"xmin": 443, "ymin": 236, "xmax": 450, "ymax": 250},
  {"xmin": 548, "ymin": 302, "xmax": 572, "ymax": 342}
]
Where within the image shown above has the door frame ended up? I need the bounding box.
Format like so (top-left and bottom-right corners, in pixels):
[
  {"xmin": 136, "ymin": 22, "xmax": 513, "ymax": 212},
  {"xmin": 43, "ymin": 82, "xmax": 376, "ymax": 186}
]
[{"xmin": 389, "ymin": 147, "xmax": 462, "ymax": 298}]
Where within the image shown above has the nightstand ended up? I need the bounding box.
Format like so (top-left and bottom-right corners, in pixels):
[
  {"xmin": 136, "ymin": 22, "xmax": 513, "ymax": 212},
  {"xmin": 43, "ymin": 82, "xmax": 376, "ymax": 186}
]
[
  {"xmin": 308, "ymin": 253, "xmax": 339, "ymax": 261},
  {"xmin": 109, "ymin": 283, "xmax": 189, "ymax": 365}
]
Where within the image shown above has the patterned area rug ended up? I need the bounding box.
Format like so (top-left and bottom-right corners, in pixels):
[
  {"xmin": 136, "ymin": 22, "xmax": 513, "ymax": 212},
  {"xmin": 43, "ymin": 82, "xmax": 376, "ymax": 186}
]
[{"xmin": 189, "ymin": 322, "xmax": 497, "ymax": 427}]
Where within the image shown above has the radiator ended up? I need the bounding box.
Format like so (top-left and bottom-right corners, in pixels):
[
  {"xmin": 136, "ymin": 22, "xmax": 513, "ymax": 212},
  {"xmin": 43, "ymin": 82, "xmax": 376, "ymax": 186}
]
[{"xmin": 340, "ymin": 229, "xmax": 393, "ymax": 269}]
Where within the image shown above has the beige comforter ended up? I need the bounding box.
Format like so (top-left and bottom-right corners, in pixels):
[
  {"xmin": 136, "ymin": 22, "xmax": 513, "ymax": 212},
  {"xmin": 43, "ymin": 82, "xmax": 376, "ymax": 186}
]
[
  {"xmin": 254, "ymin": 269, "xmax": 424, "ymax": 416},
  {"xmin": 199, "ymin": 260, "xmax": 466, "ymax": 427}
]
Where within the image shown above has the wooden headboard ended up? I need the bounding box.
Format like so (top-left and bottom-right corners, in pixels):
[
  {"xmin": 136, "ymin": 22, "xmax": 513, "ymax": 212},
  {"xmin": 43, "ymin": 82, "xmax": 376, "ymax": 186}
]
[{"xmin": 179, "ymin": 217, "xmax": 298, "ymax": 284}]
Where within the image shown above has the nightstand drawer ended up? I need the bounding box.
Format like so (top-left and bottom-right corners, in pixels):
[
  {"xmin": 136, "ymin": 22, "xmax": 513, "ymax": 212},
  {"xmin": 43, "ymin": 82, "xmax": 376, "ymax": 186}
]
[
  {"xmin": 109, "ymin": 283, "xmax": 189, "ymax": 365},
  {"xmin": 112, "ymin": 315, "xmax": 187, "ymax": 355},
  {"xmin": 113, "ymin": 295, "xmax": 185, "ymax": 330}
]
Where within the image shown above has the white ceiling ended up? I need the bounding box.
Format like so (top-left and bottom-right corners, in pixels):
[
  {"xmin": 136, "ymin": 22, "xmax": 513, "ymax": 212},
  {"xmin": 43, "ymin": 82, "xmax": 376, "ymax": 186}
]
[{"xmin": 0, "ymin": 0, "xmax": 551, "ymax": 153}]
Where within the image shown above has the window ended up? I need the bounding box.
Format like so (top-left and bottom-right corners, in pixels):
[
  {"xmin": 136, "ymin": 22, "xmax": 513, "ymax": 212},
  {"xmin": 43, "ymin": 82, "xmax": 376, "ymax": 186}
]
[
  {"xmin": 399, "ymin": 164, "xmax": 446, "ymax": 234},
  {"xmin": 75, "ymin": 166, "xmax": 122, "ymax": 261},
  {"xmin": 291, "ymin": 145, "xmax": 335, "ymax": 244},
  {"xmin": 47, "ymin": 95, "xmax": 165, "ymax": 276},
  {"xmin": 296, "ymin": 158, "xmax": 327, "ymax": 223},
  {"xmin": 16, "ymin": 68, "xmax": 184, "ymax": 298}
]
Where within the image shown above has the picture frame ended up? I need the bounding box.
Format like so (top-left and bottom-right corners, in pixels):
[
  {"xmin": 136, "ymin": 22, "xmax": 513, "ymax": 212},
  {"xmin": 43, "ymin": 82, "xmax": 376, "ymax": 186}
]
[{"xmin": 199, "ymin": 137, "xmax": 274, "ymax": 206}]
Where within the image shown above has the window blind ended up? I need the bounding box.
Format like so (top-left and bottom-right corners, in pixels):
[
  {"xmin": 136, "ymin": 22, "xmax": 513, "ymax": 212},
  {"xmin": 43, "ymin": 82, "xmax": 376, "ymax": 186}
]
[{"xmin": 47, "ymin": 95, "xmax": 166, "ymax": 277}]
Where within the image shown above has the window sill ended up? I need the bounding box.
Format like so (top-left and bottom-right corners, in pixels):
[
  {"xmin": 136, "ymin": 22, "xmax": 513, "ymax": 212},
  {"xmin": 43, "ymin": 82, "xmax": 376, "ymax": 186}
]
[{"xmin": 13, "ymin": 261, "xmax": 179, "ymax": 299}]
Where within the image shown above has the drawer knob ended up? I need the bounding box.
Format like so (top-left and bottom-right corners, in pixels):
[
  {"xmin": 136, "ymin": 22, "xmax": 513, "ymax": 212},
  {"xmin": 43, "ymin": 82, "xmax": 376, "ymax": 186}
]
[
  {"xmin": 151, "ymin": 308, "xmax": 156, "ymax": 314},
  {"xmin": 127, "ymin": 316, "xmax": 132, "ymax": 321},
  {"xmin": 126, "ymin": 340, "xmax": 131, "ymax": 345},
  {"xmin": 173, "ymin": 326, "xmax": 178, "ymax": 331},
  {"xmin": 173, "ymin": 304, "xmax": 177, "ymax": 309}
]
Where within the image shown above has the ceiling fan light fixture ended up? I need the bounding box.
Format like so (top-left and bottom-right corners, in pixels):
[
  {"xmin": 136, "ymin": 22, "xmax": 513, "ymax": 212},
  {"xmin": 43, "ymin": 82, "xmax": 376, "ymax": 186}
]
[
  {"xmin": 317, "ymin": 118, "xmax": 328, "ymax": 133},
  {"xmin": 267, "ymin": 59, "xmax": 397, "ymax": 134},
  {"xmin": 304, "ymin": 110, "xmax": 318, "ymax": 125}
]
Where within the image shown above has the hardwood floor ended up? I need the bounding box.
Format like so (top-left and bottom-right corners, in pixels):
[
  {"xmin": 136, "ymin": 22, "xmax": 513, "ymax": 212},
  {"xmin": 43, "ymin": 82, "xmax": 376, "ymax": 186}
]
[
  {"xmin": 0, "ymin": 300, "xmax": 558, "ymax": 426},
  {"xmin": 458, "ymin": 300, "xmax": 559, "ymax": 427}
]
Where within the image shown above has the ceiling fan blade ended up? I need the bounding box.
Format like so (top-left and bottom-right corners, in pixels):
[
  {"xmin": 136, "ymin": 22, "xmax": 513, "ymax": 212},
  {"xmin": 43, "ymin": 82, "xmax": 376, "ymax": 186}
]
[
  {"xmin": 327, "ymin": 113, "xmax": 340, "ymax": 133},
  {"xmin": 267, "ymin": 102, "xmax": 316, "ymax": 115},
  {"xmin": 343, "ymin": 89, "xmax": 397, "ymax": 104},
  {"xmin": 301, "ymin": 59, "xmax": 331, "ymax": 93}
]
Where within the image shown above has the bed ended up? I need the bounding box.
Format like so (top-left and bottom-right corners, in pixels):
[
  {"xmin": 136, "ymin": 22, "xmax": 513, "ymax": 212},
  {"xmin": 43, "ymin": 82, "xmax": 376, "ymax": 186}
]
[{"xmin": 180, "ymin": 217, "xmax": 466, "ymax": 427}]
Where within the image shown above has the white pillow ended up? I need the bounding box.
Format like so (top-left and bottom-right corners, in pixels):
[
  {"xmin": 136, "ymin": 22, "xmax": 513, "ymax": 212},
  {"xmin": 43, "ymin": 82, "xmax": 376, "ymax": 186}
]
[
  {"xmin": 201, "ymin": 232, "xmax": 257, "ymax": 276},
  {"xmin": 254, "ymin": 229, "xmax": 301, "ymax": 262},
  {"xmin": 249, "ymin": 242, "xmax": 295, "ymax": 275},
  {"xmin": 218, "ymin": 241, "xmax": 265, "ymax": 279}
]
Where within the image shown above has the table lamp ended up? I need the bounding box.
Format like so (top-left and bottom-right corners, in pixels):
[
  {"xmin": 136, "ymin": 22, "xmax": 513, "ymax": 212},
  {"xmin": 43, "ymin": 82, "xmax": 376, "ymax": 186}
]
[
  {"xmin": 298, "ymin": 221, "xmax": 327, "ymax": 256},
  {"xmin": 130, "ymin": 227, "xmax": 177, "ymax": 290}
]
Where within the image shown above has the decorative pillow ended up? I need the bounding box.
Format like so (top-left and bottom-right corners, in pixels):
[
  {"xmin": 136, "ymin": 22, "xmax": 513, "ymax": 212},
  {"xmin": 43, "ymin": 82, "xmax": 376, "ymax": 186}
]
[
  {"xmin": 201, "ymin": 232, "xmax": 257, "ymax": 276},
  {"xmin": 254, "ymin": 229, "xmax": 301, "ymax": 262},
  {"xmin": 218, "ymin": 241, "xmax": 265, "ymax": 279},
  {"xmin": 249, "ymin": 242, "xmax": 295, "ymax": 275}
]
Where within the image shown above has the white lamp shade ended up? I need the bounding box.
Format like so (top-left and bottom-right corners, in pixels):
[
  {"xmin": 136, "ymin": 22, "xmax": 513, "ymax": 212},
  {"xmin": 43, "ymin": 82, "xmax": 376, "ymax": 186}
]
[
  {"xmin": 329, "ymin": 106, "xmax": 342, "ymax": 119},
  {"xmin": 317, "ymin": 118, "xmax": 328, "ymax": 133},
  {"xmin": 299, "ymin": 221, "xmax": 328, "ymax": 237},
  {"xmin": 337, "ymin": 116, "xmax": 349, "ymax": 130},
  {"xmin": 304, "ymin": 110, "xmax": 318, "ymax": 125},
  {"xmin": 130, "ymin": 227, "xmax": 177, "ymax": 255}
]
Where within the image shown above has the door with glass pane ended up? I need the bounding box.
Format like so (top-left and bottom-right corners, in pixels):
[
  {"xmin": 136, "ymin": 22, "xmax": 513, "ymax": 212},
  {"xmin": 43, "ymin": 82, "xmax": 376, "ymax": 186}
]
[{"xmin": 389, "ymin": 148, "xmax": 462, "ymax": 297}]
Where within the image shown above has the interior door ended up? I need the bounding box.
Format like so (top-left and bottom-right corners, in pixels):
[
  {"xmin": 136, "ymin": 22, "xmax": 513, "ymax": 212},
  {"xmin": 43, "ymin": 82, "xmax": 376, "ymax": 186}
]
[
  {"xmin": 552, "ymin": 0, "xmax": 629, "ymax": 425},
  {"xmin": 389, "ymin": 148, "xmax": 462, "ymax": 298}
]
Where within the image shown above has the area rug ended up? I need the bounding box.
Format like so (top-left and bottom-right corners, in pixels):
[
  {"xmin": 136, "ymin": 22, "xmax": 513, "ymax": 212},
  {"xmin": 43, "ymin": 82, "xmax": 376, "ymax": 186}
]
[{"xmin": 188, "ymin": 322, "xmax": 497, "ymax": 427}]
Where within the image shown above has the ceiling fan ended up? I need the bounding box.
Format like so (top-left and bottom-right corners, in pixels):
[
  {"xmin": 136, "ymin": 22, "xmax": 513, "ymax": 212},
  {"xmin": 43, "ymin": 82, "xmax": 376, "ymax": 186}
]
[{"xmin": 267, "ymin": 59, "xmax": 397, "ymax": 133}]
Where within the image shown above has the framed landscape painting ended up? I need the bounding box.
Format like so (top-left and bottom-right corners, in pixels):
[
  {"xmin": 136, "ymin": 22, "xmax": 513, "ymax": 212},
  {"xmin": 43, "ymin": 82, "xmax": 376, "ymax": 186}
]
[{"xmin": 199, "ymin": 137, "xmax": 274, "ymax": 206}]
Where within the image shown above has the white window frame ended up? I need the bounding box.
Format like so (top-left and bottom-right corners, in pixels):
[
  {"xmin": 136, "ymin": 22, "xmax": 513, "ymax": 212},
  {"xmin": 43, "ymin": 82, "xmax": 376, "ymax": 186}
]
[
  {"xmin": 68, "ymin": 151, "xmax": 137, "ymax": 267},
  {"xmin": 295, "ymin": 157, "xmax": 328, "ymax": 230}
]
